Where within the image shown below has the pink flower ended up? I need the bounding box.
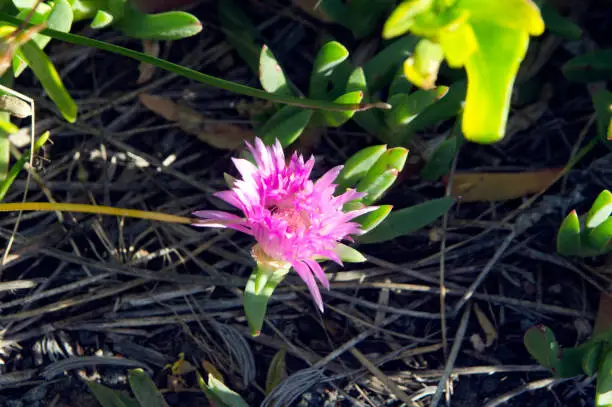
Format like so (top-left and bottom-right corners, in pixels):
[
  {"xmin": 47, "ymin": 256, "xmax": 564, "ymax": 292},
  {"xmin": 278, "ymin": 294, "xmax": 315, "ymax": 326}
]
[{"xmin": 193, "ymin": 138, "xmax": 376, "ymax": 311}]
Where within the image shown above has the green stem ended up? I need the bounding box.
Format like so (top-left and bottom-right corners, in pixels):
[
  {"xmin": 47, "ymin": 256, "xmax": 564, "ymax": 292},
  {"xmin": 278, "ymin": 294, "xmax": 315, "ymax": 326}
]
[{"xmin": 0, "ymin": 12, "xmax": 390, "ymax": 113}]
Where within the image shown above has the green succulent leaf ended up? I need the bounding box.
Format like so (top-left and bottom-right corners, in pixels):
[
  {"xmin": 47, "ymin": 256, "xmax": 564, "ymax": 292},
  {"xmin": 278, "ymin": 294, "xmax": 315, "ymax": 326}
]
[
  {"xmin": 259, "ymin": 45, "xmax": 292, "ymax": 96},
  {"xmin": 258, "ymin": 106, "xmax": 313, "ymax": 147},
  {"xmin": 91, "ymin": 10, "xmax": 114, "ymax": 29},
  {"xmin": 582, "ymin": 342, "xmax": 603, "ymax": 376},
  {"xmin": 596, "ymin": 349, "xmax": 612, "ymax": 406},
  {"xmin": 586, "ymin": 190, "xmax": 612, "ymax": 228},
  {"xmin": 382, "ymin": 0, "xmax": 434, "ymax": 39},
  {"xmin": 421, "ymin": 132, "xmax": 462, "ymax": 181},
  {"xmin": 309, "ymin": 41, "xmax": 349, "ymax": 99},
  {"xmin": 589, "ymin": 85, "xmax": 612, "ymax": 150},
  {"xmin": 587, "ymin": 217, "xmax": 612, "ymax": 253},
  {"xmin": 363, "ymin": 35, "xmax": 419, "ymax": 93},
  {"xmin": 87, "ymin": 381, "xmax": 139, "ymax": 407},
  {"xmin": 0, "ymin": 112, "xmax": 9, "ymax": 184},
  {"xmin": 265, "ymin": 349, "xmax": 287, "ymax": 395},
  {"xmin": 244, "ymin": 264, "xmax": 290, "ymax": 336},
  {"xmin": 356, "ymin": 147, "xmax": 408, "ymax": 204},
  {"xmin": 218, "ymin": 0, "xmax": 261, "ymax": 73},
  {"xmin": 540, "ymin": 2, "xmax": 581, "ymax": 40},
  {"xmin": 524, "ymin": 325, "xmax": 560, "ymax": 371},
  {"xmin": 322, "ymin": 90, "xmax": 363, "ymax": 127},
  {"xmin": 556, "ymin": 210, "xmax": 581, "ymax": 256},
  {"xmin": 115, "ymin": 4, "xmax": 202, "ymax": 40},
  {"xmin": 0, "ymin": 131, "xmax": 51, "ymax": 201},
  {"xmin": 18, "ymin": 40, "xmax": 77, "ymax": 123},
  {"xmin": 334, "ymin": 243, "xmax": 367, "ymax": 263},
  {"xmin": 461, "ymin": 22, "xmax": 529, "ymax": 143},
  {"xmin": 336, "ymin": 144, "xmax": 388, "ymax": 189},
  {"xmin": 355, "ymin": 204, "xmax": 393, "ymax": 234},
  {"xmin": 401, "ymin": 80, "xmax": 466, "ymax": 140},
  {"xmin": 128, "ymin": 369, "xmax": 168, "ymax": 407},
  {"xmin": 359, "ymin": 197, "xmax": 454, "ymax": 244},
  {"xmin": 563, "ymin": 50, "xmax": 612, "ymax": 83},
  {"xmin": 386, "ymin": 86, "xmax": 448, "ymax": 133},
  {"xmin": 206, "ymin": 374, "xmax": 250, "ymax": 407}
]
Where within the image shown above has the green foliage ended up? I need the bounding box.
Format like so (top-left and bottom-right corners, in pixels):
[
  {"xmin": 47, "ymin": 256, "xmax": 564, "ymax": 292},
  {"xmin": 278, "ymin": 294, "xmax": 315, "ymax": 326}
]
[
  {"xmin": 563, "ymin": 50, "xmax": 612, "ymax": 83},
  {"xmin": 18, "ymin": 40, "xmax": 76, "ymax": 122},
  {"xmin": 88, "ymin": 367, "xmax": 249, "ymax": 407},
  {"xmin": 0, "ymin": 130, "xmax": 50, "ymax": 201},
  {"xmin": 244, "ymin": 262, "xmax": 291, "ymax": 336},
  {"xmin": 525, "ymin": 324, "xmax": 612, "ymax": 406},
  {"xmin": 383, "ymin": 0, "xmax": 545, "ymax": 143},
  {"xmin": 316, "ymin": 0, "xmax": 396, "ymax": 38},
  {"xmin": 557, "ymin": 190, "xmax": 612, "ymax": 257},
  {"xmin": 198, "ymin": 372, "xmax": 250, "ymax": 407},
  {"xmin": 358, "ymin": 197, "xmax": 455, "ymax": 244}
]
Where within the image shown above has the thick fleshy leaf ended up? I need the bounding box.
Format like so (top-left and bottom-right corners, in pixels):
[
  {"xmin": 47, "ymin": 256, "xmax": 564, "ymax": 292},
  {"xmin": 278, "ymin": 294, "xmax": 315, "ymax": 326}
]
[
  {"xmin": 258, "ymin": 106, "xmax": 313, "ymax": 147},
  {"xmin": 359, "ymin": 197, "xmax": 454, "ymax": 244},
  {"xmin": 0, "ymin": 112, "xmax": 8, "ymax": 183},
  {"xmin": 587, "ymin": 217, "xmax": 612, "ymax": 253},
  {"xmin": 334, "ymin": 243, "xmax": 366, "ymax": 263},
  {"xmin": 14, "ymin": 0, "xmax": 73, "ymax": 77},
  {"xmin": 322, "ymin": 90, "xmax": 363, "ymax": 127},
  {"xmin": 524, "ymin": 325, "xmax": 561, "ymax": 371},
  {"xmin": 336, "ymin": 144, "xmax": 387, "ymax": 189},
  {"xmin": 259, "ymin": 45, "xmax": 292, "ymax": 96},
  {"xmin": 524, "ymin": 325, "xmax": 589, "ymax": 378},
  {"xmin": 18, "ymin": 41, "xmax": 77, "ymax": 122},
  {"xmin": 309, "ymin": 41, "xmax": 349, "ymax": 99},
  {"xmin": 421, "ymin": 133, "xmax": 461, "ymax": 181},
  {"xmin": 265, "ymin": 349, "xmax": 287, "ymax": 395},
  {"xmin": 385, "ymin": 87, "xmax": 448, "ymax": 132},
  {"xmin": 87, "ymin": 381, "xmax": 139, "ymax": 407},
  {"xmin": 540, "ymin": 2, "xmax": 581, "ymax": 40},
  {"xmin": 556, "ymin": 210, "xmax": 581, "ymax": 256},
  {"xmin": 587, "ymin": 190, "xmax": 612, "ymax": 228},
  {"xmin": 457, "ymin": 0, "xmax": 544, "ymax": 35},
  {"xmin": 400, "ymin": 80, "xmax": 465, "ymax": 141},
  {"xmin": 0, "ymin": 131, "xmax": 51, "ymax": 201},
  {"xmin": 356, "ymin": 148, "xmax": 407, "ymax": 204},
  {"xmin": 244, "ymin": 265, "xmax": 290, "ymax": 336},
  {"xmin": 564, "ymin": 50, "xmax": 612, "ymax": 83},
  {"xmin": 462, "ymin": 22, "xmax": 530, "ymax": 143},
  {"xmin": 128, "ymin": 369, "xmax": 169, "ymax": 407},
  {"xmin": 116, "ymin": 4, "xmax": 202, "ymax": 40},
  {"xmin": 91, "ymin": 10, "xmax": 115, "ymax": 29},
  {"xmin": 402, "ymin": 39, "xmax": 444, "ymax": 90},
  {"xmin": 218, "ymin": 0, "xmax": 261, "ymax": 73},
  {"xmin": 357, "ymin": 169, "xmax": 397, "ymax": 205},
  {"xmin": 355, "ymin": 204, "xmax": 393, "ymax": 233},
  {"xmin": 382, "ymin": 0, "xmax": 434, "ymax": 39},
  {"xmin": 12, "ymin": 0, "xmax": 51, "ymax": 13},
  {"xmin": 363, "ymin": 35, "xmax": 419, "ymax": 93},
  {"xmin": 389, "ymin": 66, "xmax": 413, "ymax": 96},
  {"xmin": 589, "ymin": 85, "xmax": 612, "ymax": 150},
  {"xmin": 206, "ymin": 374, "xmax": 249, "ymax": 407},
  {"xmin": 582, "ymin": 342, "xmax": 603, "ymax": 376},
  {"xmin": 596, "ymin": 350, "xmax": 612, "ymax": 406}
]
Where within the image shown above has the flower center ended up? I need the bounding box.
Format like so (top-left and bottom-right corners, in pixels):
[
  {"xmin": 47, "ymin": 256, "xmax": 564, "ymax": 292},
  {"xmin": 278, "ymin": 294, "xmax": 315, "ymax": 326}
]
[{"xmin": 268, "ymin": 201, "xmax": 311, "ymax": 233}]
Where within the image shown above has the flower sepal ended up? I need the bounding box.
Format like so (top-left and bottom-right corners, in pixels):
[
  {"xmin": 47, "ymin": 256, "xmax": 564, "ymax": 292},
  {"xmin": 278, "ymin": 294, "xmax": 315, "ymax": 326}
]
[{"xmin": 244, "ymin": 247, "xmax": 291, "ymax": 337}]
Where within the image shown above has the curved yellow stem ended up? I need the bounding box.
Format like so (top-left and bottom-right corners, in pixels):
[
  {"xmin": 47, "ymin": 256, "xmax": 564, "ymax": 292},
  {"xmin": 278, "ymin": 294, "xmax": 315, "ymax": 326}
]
[{"xmin": 0, "ymin": 202, "xmax": 195, "ymax": 224}]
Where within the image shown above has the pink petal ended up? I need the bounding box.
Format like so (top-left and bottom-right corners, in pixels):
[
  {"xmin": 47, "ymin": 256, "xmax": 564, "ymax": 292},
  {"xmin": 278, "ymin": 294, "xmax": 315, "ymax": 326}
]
[
  {"xmin": 304, "ymin": 258, "xmax": 330, "ymax": 290},
  {"xmin": 315, "ymin": 166, "xmax": 343, "ymax": 191},
  {"xmin": 214, "ymin": 190, "xmax": 244, "ymax": 210},
  {"xmin": 293, "ymin": 261, "xmax": 324, "ymax": 312},
  {"xmin": 232, "ymin": 158, "xmax": 258, "ymax": 181},
  {"xmin": 192, "ymin": 210, "xmax": 245, "ymax": 229}
]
